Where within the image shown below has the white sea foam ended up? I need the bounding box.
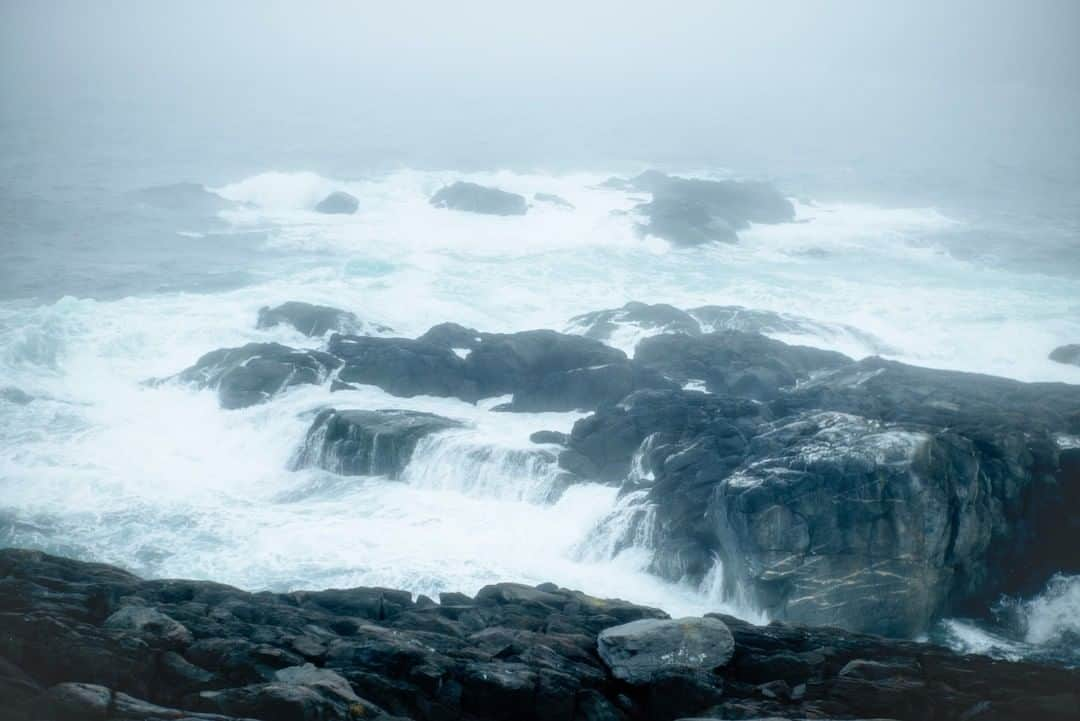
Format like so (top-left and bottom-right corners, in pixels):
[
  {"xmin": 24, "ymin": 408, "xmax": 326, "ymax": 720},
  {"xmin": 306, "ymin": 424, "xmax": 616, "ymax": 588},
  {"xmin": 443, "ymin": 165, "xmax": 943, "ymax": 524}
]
[{"xmin": 2, "ymin": 167, "xmax": 1079, "ymax": 640}]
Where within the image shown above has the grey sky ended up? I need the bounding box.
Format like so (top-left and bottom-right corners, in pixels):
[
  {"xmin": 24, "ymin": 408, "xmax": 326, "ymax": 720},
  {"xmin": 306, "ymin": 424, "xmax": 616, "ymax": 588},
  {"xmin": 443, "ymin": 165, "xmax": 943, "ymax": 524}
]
[{"xmin": 2, "ymin": 0, "xmax": 1077, "ymax": 174}]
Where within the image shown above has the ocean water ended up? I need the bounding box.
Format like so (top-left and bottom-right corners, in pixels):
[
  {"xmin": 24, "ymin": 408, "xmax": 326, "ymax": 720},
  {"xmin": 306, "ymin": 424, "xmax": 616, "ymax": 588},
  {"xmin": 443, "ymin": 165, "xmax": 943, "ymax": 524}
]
[{"xmin": 1, "ymin": 167, "xmax": 1078, "ymax": 663}]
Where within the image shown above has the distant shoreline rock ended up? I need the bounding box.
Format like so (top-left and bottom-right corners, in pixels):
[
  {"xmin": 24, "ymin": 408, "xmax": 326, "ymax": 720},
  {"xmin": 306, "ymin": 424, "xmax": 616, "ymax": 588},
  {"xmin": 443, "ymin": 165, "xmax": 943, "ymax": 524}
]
[
  {"xmin": 430, "ymin": 181, "xmax": 527, "ymax": 216},
  {"xmin": 1049, "ymin": 343, "xmax": 1080, "ymax": 366},
  {"xmin": 603, "ymin": 170, "xmax": 795, "ymax": 245}
]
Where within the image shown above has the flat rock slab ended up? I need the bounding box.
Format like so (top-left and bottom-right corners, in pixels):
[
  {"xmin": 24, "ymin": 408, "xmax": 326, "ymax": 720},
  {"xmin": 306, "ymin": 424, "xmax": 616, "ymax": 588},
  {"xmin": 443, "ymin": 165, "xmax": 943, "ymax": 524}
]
[{"xmin": 597, "ymin": 617, "xmax": 734, "ymax": 684}]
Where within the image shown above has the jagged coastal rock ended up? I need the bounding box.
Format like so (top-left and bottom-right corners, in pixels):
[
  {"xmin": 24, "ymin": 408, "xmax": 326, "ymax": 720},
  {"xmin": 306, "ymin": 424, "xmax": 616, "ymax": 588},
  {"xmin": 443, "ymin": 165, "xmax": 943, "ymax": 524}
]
[
  {"xmin": 552, "ymin": 356, "xmax": 1080, "ymax": 636},
  {"xmin": 2, "ymin": 549, "xmax": 1077, "ymax": 721},
  {"xmin": 429, "ymin": 181, "xmax": 528, "ymax": 216},
  {"xmin": 153, "ymin": 304, "xmax": 1080, "ymax": 644},
  {"xmin": 314, "ymin": 190, "xmax": 359, "ymax": 214}
]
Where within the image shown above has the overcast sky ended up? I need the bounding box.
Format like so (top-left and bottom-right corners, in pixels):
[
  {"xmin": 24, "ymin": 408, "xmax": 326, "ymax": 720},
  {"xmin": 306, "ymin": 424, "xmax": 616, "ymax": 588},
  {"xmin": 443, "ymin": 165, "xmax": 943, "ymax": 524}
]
[{"xmin": 2, "ymin": 0, "xmax": 1078, "ymax": 175}]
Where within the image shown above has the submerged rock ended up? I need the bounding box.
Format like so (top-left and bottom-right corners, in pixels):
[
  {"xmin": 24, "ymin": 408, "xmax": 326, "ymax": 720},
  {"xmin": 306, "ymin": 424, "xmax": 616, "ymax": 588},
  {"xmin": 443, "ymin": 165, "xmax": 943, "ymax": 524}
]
[
  {"xmin": 291, "ymin": 408, "xmax": 464, "ymax": 478},
  {"xmin": 257, "ymin": 301, "xmax": 390, "ymax": 337},
  {"xmin": 0, "ymin": 387, "xmax": 33, "ymax": 405},
  {"xmin": 430, "ymin": 181, "xmax": 527, "ymax": 216},
  {"xmin": 2, "ymin": 549, "xmax": 1077, "ymax": 721},
  {"xmin": 1049, "ymin": 344, "xmax": 1080, "ymax": 366},
  {"xmin": 313, "ymin": 190, "xmax": 359, "ymax": 214},
  {"xmin": 171, "ymin": 342, "xmax": 341, "ymax": 409},
  {"xmin": 597, "ymin": 617, "xmax": 735, "ymax": 684},
  {"xmin": 533, "ymin": 192, "xmax": 574, "ymax": 209},
  {"xmin": 130, "ymin": 182, "xmax": 233, "ymax": 214}
]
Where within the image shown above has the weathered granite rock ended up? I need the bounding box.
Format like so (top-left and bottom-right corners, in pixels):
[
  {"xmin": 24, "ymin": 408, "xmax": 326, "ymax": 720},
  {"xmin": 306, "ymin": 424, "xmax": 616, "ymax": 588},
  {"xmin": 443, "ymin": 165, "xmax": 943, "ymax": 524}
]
[
  {"xmin": 1, "ymin": 549, "xmax": 1077, "ymax": 721},
  {"xmin": 597, "ymin": 617, "xmax": 735, "ymax": 684}
]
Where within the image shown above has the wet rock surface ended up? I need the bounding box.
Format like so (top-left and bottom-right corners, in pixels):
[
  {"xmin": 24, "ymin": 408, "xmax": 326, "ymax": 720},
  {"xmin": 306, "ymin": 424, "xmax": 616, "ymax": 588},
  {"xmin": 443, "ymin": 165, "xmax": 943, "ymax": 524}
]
[
  {"xmin": 169, "ymin": 342, "xmax": 342, "ymax": 409},
  {"xmin": 552, "ymin": 352, "xmax": 1080, "ymax": 636},
  {"xmin": 291, "ymin": 408, "xmax": 464, "ymax": 478},
  {"xmin": 2, "ymin": 549, "xmax": 1077, "ymax": 721},
  {"xmin": 634, "ymin": 331, "xmax": 851, "ymax": 400}
]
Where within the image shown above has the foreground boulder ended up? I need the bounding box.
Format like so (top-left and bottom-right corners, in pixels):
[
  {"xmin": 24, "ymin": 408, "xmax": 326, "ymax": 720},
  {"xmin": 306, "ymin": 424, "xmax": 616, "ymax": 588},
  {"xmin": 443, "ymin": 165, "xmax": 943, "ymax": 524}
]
[
  {"xmin": 314, "ymin": 191, "xmax": 359, "ymax": 214},
  {"xmin": 1, "ymin": 549, "xmax": 1077, "ymax": 721},
  {"xmin": 170, "ymin": 342, "xmax": 341, "ymax": 409},
  {"xmin": 597, "ymin": 617, "xmax": 735, "ymax": 684},
  {"xmin": 257, "ymin": 301, "xmax": 391, "ymax": 337},
  {"xmin": 429, "ymin": 182, "xmax": 527, "ymax": 216},
  {"xmin": 291, "ymin": 408, "xmax": 464, "ymax": 478},
  {"xmin": 1049, "ymin": 343, "xmax": 1080, "ymax": 366}
]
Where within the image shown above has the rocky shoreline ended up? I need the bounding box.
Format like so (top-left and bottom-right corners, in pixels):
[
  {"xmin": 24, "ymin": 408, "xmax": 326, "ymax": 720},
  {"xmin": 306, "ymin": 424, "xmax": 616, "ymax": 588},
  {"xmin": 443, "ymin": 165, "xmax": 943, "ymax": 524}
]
[
  {"xmin": 155, "ymin": 300, "xmax": 1080, "ymax": 641},
  {"xmin": 3, "ymin": 549, "xmax": 1078, "ymax": 721}
]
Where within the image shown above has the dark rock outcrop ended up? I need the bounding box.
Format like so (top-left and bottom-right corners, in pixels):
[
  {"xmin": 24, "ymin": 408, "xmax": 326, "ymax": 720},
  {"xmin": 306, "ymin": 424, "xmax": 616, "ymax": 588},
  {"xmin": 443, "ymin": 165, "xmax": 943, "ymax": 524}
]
[
  {"xmin": 504, "ymin": 361, "xmax": 680, "ymax": 412},
  {"xmin": 607, "ymin": 171, "xmax": 794, "ymax": 246},
  {"xmin": 330, "ymin": 328, "xmax": 626, "ymax": 404},
  {"xmin": 291, "ymin": 408, "xmax": 464, "ymax": 478},
  {"xmin": 635, "ymin": 331, "xmax": 852, "ymax": 400},
  {"xmin": 314, "ymin": 191, "xmax": 359, "ymax": 215},
  {"xmin": 463, "ymin": 329, "xmax": 627, "ymax": 398},
  {"xmin": 329, "ymin": 334, "xmax": 480, "ymax": 400},
  {"xmin": 430, "ymin": 182, "xmax": 527, "ymax": 216},
  {"xmin": 170, "ymin": 343, "xmax": 342, "ymax": 409},
  {"xmin": 257, "ymin": 301, "xmax": 391, "ymax": 337},
  {"xmin": 1049, "ymin": 344, "xmax": 1080, "ymax": 366},
  {"xmin": 558, "ymin": 348, "xmax": 1080, "ymax": 637},
  {"xmin": 1, "ymin": 549, "xmax": 1077, "ymax": 721}
]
